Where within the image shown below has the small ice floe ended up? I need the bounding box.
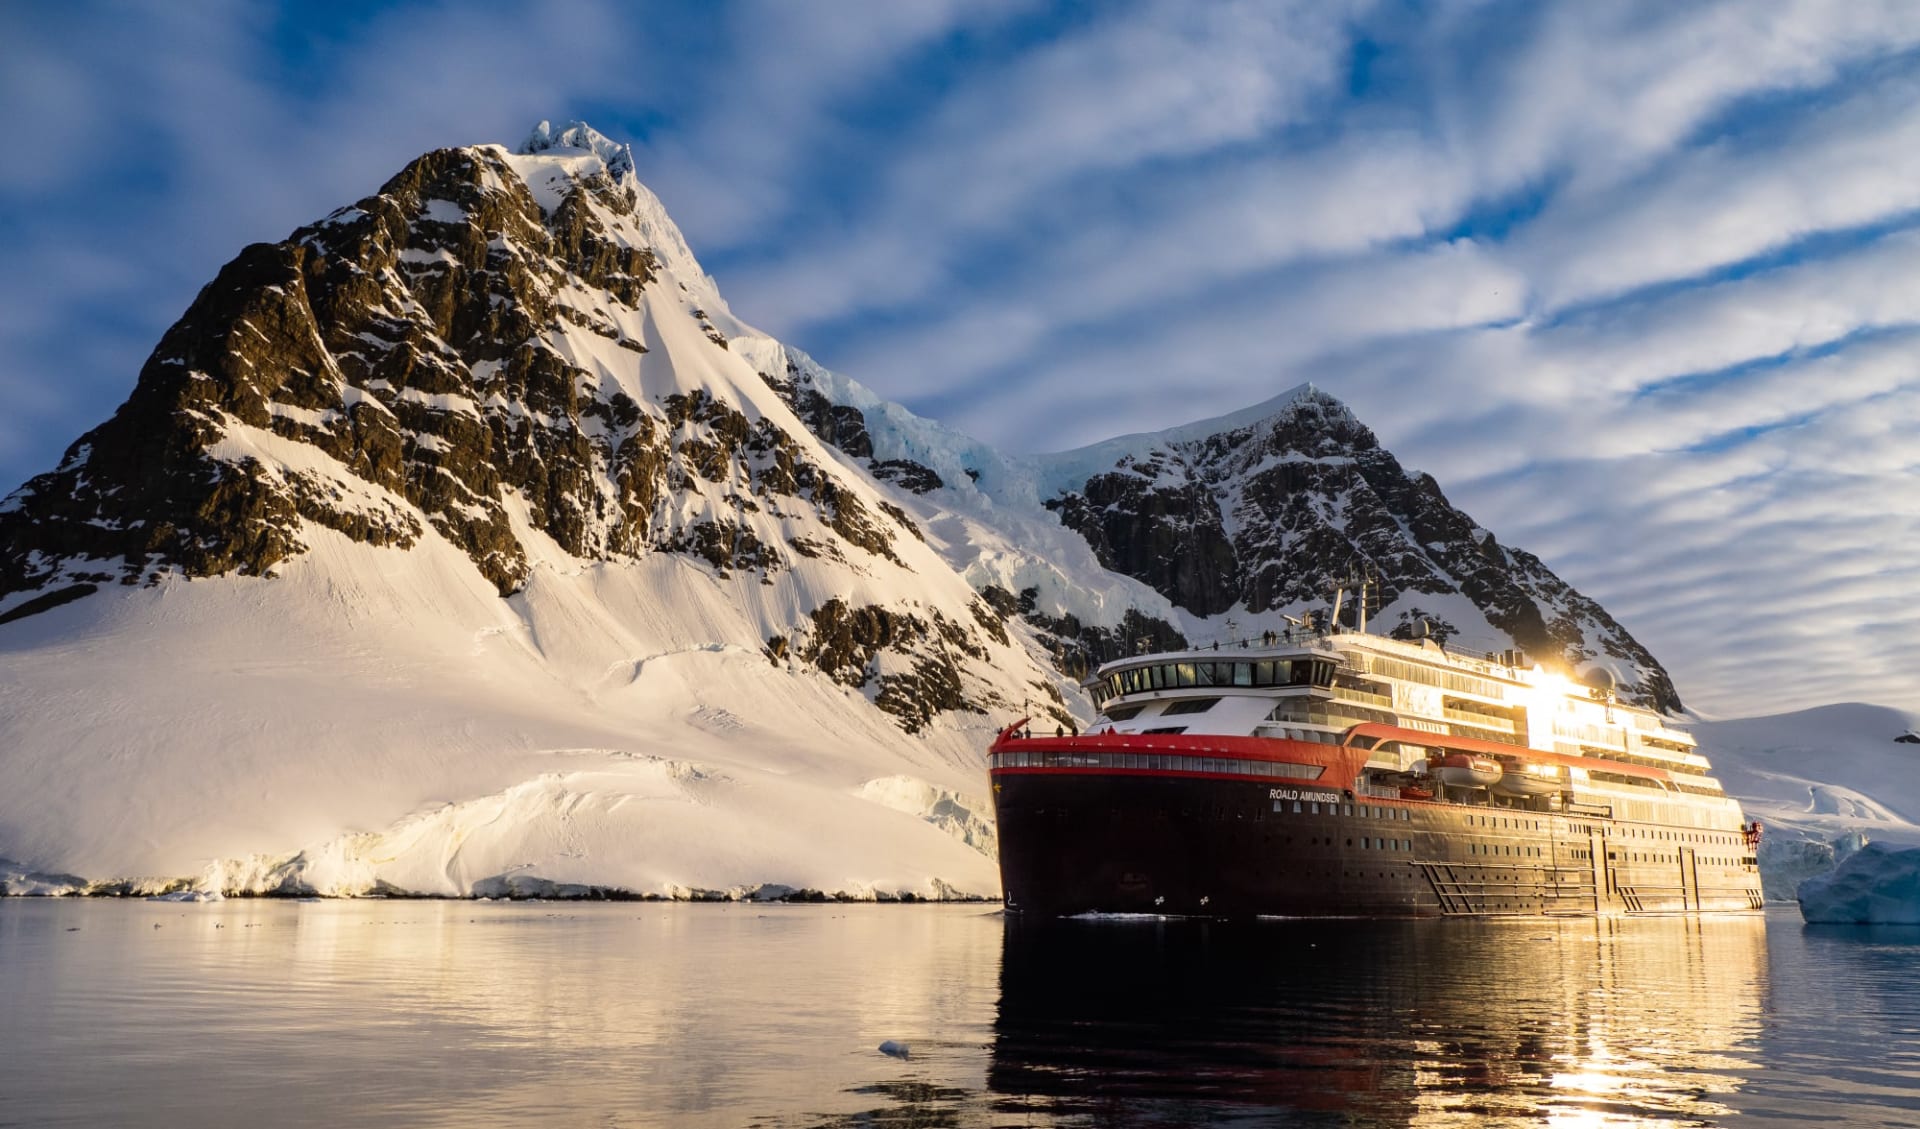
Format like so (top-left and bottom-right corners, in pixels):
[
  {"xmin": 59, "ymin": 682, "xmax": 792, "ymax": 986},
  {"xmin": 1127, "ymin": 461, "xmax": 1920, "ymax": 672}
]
[
  {"xmin": 878, "ymin": 1040, "xmax": 911, "ymax": 1060},
  {"xmin": 149, "ymin": 888, "xmax": 223, "ymax": 903}
]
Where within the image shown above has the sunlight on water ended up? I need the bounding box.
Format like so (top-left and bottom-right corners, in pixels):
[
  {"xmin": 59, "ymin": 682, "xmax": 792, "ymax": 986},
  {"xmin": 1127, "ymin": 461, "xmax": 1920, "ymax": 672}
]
[{"xmin": 1, "ymin": 902, "xmax": 1916, "ymax": 1127}]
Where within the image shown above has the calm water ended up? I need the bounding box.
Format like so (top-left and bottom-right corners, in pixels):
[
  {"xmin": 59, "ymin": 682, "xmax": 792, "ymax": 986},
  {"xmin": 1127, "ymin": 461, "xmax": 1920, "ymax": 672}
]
[{"xmin": 1, "ymin": 901, "xmax": 1916, "ymax": 1127}]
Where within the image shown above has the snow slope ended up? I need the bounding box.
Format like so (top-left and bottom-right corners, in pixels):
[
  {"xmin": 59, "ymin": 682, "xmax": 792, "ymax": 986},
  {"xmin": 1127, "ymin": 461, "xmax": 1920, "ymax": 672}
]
[
  {"xmin": 1693, "ymin": 703, "xmax": 1920, "ymax": 900},
  {"xmin": 0, "ymin": 512, "xmax": 1010, "ymax": 898}
]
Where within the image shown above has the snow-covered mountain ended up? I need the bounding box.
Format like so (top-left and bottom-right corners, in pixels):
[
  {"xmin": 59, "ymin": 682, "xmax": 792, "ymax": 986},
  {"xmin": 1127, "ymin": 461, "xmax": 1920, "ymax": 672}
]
[
  {"xmin": 0, "ymin": 119, "xmax": 1836, "ymax": 899},
  {"xmin": 0, "ymin": 122, "xmax": 1044, "ymax": 898}
]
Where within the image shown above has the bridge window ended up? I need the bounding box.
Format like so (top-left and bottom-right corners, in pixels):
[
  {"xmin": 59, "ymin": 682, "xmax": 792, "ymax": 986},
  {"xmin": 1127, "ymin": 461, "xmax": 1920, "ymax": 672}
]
[{"xmin": 1163, "ymin": 697, "xmax": 1219, "ymax": 716}]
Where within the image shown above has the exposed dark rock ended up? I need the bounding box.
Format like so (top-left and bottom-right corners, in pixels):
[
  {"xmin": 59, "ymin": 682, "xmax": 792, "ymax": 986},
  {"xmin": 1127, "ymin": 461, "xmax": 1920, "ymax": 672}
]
[
  {"xmin": 761, "ymin": 363, "xmax": 875, "ymax": 459},
  {"xmin": 979, "ymin": 584, "xmax": 1188, "ymax": 684},
  {"xmin": 1046, "ymin": 450, "xmax": 1239, "ymax": 617},
  {"xmin": 795, "ymin": 598, "xmax": 995, "ymax": 733},
  {"xmin": 870, "ymin": 459, "xmax": 944, "ymax": 494}
]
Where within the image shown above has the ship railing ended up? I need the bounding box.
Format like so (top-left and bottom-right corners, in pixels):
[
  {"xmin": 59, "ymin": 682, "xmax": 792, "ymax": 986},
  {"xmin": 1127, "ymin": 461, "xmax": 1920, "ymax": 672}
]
[
  {"xmin": 1146, "ymin": 629, "xmax": 1513, "ymax": 667},
  {"xmin": 1337, "ymin": 688, "xmax": 1393, "ymax": 708},
  {"xmin": 1146, "ymin": 628, "xmax": 1331, "ymax": 654},
  {"xmin": 1442, "ymin": 708, "xmax": 1516, "ymax": 733}
]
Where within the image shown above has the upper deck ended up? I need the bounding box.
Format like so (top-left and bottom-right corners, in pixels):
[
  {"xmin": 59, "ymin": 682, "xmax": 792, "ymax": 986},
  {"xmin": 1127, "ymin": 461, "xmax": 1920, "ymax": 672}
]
[{"xmin": 1078, "ymin": 629, "xmax": 1733, "ymax": 823}]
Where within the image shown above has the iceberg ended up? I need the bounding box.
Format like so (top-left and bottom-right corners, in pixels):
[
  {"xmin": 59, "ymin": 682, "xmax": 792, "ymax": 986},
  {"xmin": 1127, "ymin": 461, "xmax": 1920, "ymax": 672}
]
[{"xmin": 1797, "ymin": 841, "xmax": 1920, "ymax": 924}]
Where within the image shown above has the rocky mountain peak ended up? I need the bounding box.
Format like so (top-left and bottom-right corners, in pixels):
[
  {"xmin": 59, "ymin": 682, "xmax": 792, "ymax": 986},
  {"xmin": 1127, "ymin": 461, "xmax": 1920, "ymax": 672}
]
[
  {"xmin": 1151, "ymin": 381, "xmax": 1354, "ymax": 446},
  {"xmin": 0, "ymin": 124, "xmax": 1064, "ymax": 741},
  {"xmin": 1032, "ymin": 383, "xmax": 1681, "ymax": 710}
]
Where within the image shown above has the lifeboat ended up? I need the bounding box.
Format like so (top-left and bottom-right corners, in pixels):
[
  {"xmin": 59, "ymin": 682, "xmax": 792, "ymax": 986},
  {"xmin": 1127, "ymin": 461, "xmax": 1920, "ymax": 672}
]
[
  {"xmin": 1432, "ymin": 753, "xmax": 1501, "ymax": 788},
  {"xmin": 1492, "ymin": 757, "xmax": 1561, "ymax": 797}
]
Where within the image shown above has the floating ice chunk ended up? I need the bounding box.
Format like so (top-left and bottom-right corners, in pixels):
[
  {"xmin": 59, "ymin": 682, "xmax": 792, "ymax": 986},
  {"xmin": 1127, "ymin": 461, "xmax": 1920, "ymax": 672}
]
[
  {"xmin": 149, "ymin": 888, "xmax": 224, "ymax": 902},
  {"xmin": 878, "ymin": 1040, "xmax": 911, "ymax": 1060},
  {"xmin": 1798, "ymin": 841, "xmax": 1920, "ymax": 923}
]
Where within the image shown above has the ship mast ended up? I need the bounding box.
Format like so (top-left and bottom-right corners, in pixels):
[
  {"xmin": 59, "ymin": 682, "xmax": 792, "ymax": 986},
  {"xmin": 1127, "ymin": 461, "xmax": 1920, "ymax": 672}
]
[{"xmin": 1331, "ymin": 566, "xmax": 1379, "ymax": 635}]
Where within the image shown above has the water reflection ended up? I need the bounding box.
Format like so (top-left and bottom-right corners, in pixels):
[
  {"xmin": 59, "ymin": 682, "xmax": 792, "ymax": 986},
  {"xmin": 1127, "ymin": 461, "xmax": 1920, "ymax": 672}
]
[
  {"xmin": 6, "ymin": 901, "xmax": 1875, "ymax": 1128},
  {"xmin": 0, "ymin": 900, "xmax": 1008, "ymax": 1129},
  {"xmin": 1738, "ymin": 922, "xmax": 1920, "ymax": 1125},
  {"xmin": 989, "ymin": 915, "xmax": 1768, "ymax": 1127}
]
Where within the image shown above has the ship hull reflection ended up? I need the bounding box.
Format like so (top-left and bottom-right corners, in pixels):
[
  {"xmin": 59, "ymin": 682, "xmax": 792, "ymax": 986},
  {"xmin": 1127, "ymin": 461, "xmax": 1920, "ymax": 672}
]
[{"xmin": 990, "ymin": 914, "xmax": 1767, "ymax": 1125}]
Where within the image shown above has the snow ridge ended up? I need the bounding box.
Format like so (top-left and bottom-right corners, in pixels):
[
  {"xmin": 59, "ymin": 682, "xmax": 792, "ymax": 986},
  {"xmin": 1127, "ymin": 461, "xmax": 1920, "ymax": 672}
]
[{"xmin": 520, "ymin": 118, "xmax": 636, "ymax": 181}]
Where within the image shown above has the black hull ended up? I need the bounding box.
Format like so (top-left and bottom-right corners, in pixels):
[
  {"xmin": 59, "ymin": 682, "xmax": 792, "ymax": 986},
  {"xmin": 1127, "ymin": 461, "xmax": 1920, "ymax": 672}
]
[{"xmin": 992, "ymin": 771, "xmax": 1763, "ymax": 918}]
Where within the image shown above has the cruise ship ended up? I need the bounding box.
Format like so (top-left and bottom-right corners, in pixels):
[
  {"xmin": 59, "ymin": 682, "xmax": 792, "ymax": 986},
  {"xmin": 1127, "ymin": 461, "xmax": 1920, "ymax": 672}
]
[{"xmin": 989, "ymin": 604, "xmax": 1764, "ymax": 917}]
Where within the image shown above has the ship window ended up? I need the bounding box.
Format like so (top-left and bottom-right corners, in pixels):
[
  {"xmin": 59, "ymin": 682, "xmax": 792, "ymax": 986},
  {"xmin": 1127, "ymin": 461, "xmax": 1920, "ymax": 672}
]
[
  {"xmin": 1233, "ymin": 662, "xmax": 1253, "ymax": 687},
  {"xmin": 1292, "ymin": 801, "xmax": 1302, "ymax": 813},
  {"xmin": 1255, "ymin": 660, "xmax": 1277, "ymax": 686},
  {"xmin": 1102, "ymin": 705, "xmax": 1145, "ymax": 722},
  {"xmin": 1174, "ymin": 662, "xmax": 1196, "ymax": 687},
  {"xmin": 1309, "ymin": 802, "xmax": 1320, "ymax": 814},
  {"xmin": 1163, "ymin": 697, "xmax": 1219, "ymax": 716},
  {"xmin": 1143, "ymin": 726, "xmax": 1186, "ymax": 735},
  {"xmin": 1148, "ymin": 665, "xmax": 1165, "ymax": 689}
]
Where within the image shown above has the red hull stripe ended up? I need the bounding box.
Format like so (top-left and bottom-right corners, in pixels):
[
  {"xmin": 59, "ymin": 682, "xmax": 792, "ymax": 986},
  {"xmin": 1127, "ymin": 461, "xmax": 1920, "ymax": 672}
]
[
  {"xmin": 991, "ymin": 766, "xmax": 1336, "ymax": 786},
  {"xmin": 989, "ymin": 727, "xmax": 1368, "ymax": 788}
]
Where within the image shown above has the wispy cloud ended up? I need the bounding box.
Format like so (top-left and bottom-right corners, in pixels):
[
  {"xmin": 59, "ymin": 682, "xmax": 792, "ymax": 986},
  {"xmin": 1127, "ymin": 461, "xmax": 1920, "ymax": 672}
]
[{"xmin": 2, "ymin": 0, "xmax": 1916, "ymax": 715}]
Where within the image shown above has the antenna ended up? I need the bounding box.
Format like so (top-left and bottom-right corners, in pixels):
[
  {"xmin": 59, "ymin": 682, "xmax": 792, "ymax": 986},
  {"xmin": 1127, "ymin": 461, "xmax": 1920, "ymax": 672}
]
[{"xmin": 1356, "ymin": 564, "xmax": 1381, "ymax": 636}]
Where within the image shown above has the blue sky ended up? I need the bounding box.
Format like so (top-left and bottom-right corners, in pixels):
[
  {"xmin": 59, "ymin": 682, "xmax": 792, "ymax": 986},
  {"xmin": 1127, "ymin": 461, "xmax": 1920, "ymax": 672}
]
[{"xmin": 3, "ymin": 0, "xmax": 1917, "ymax": 718}]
